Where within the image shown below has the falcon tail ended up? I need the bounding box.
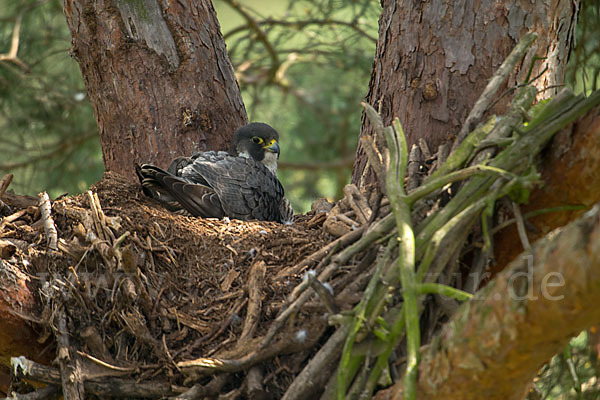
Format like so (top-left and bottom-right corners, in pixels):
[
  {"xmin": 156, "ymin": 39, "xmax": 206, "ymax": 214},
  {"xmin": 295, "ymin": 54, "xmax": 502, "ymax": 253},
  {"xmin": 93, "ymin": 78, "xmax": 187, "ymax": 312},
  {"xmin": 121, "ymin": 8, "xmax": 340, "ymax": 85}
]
[{"xmin": 135, "ymin": 164, "xmax": 224, "ymax": 218}]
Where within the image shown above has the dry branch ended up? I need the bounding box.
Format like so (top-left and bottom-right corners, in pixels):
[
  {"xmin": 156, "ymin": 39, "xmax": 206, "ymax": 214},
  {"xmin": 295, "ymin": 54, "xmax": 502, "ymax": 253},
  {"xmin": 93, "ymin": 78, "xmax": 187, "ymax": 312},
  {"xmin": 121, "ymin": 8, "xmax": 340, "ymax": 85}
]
[
  {"xmin": 11, "ymin": 356, "xmax": 180, "ymax": 398},
  {"xmin": 240, "ymin": 261, "xmax": 266, "ymax": 343},
  {"xmin": 55, "ymin": 310, "xmax": 84, "ymax": 400},
  {"xmin": 281, "ymin": 325, "xmax": 350, "ymax": 400},
  {"xmin": 178, "ymin": 329, "xmax": 321, "ymax": 378},
  {"xmin": 274, "ymin": 226, "xmax": 364, "ymax": 280},
  {"xmin": 38, "ymin": 192, "xmax": 57, "ymax": 251},
  {"xmin": 172, "ymin": 374, "xmax": 230, "ymax": 399}
]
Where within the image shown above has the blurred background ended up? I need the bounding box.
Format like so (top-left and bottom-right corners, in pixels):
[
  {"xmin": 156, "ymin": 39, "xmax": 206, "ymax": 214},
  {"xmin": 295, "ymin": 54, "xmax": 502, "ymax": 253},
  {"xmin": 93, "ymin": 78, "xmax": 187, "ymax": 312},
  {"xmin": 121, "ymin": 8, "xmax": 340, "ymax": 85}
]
[{"xmin": 0, "ymin": 0, "xmax": 598, "ymax": 214}]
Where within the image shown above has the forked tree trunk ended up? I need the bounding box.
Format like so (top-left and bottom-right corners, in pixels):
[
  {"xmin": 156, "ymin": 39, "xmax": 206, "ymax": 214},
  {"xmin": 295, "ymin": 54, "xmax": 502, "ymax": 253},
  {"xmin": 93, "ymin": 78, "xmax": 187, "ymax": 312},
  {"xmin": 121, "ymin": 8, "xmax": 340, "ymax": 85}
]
[
  {"xmin": 63, "ymin": 0, "xmax": 247, "ymax": 178},
  {"xmin": 352, "ymin": 0, "xmax": 578, "ymax": 186}
]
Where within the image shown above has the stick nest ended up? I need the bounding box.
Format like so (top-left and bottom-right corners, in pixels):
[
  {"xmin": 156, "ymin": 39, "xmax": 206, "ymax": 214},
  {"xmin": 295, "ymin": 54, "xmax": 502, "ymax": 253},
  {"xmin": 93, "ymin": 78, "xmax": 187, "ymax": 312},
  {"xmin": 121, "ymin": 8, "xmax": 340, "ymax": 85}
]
[{"xmin": 2, "ymin": 172, "xmax": 365, "ymax": 398}]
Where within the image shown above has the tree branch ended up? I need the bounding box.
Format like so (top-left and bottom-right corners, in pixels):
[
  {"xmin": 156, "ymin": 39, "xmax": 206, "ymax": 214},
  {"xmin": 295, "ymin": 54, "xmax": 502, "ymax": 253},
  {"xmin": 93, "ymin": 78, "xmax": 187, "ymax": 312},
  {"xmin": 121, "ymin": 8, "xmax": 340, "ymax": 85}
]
[
  {"xmin": 0, "ymin": 11, "xmax": 30, "ymax": 72},
  {"xmin": 225, "ymin": 18, "xmax": 378, "ymax": 43},
  {"xmin": 375, "ymin": 201, "xmax": 600, "ymax": 400}
]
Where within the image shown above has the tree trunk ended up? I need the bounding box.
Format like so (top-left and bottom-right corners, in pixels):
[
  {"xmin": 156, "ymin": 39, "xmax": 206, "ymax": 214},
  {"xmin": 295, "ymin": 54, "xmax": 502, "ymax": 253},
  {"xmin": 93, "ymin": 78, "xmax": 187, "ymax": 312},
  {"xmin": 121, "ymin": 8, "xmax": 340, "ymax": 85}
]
[
  {"xmin": 352, "ymin": 0, "xmax": 578, "ymax": 186},
  {"xmin": 63, "ymin": 0, "xmax": 247, "ymax": 178}
]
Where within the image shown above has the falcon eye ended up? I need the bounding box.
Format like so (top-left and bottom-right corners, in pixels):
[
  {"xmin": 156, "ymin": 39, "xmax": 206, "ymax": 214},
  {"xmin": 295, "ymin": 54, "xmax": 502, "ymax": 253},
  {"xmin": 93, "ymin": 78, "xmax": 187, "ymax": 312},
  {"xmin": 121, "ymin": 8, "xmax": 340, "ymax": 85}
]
[{"xmin": 252, "ymin": 136, "xmax": 263, "ymax": 144}]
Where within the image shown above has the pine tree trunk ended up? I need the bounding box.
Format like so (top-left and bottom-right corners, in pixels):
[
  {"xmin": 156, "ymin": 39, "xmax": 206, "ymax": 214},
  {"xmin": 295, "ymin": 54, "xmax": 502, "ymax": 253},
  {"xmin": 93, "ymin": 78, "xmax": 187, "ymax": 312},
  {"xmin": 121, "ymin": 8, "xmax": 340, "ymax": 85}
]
[
  {"xmin": 63, "ymin": 0, "xmax": 247, "ymax": 178},
  {"xmin": 352, "ymin": 0, "xmax": 578, "ymax": 186}
]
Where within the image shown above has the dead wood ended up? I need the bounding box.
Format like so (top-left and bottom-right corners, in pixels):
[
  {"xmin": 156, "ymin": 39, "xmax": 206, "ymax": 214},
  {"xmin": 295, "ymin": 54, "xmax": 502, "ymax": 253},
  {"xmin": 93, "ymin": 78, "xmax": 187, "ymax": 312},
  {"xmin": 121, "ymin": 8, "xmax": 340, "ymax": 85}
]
[
  {"xmin": 11, "ymin": 356, "xmax": 180, "ymax": 398},
  {"xmin": 37, "ymin": 193, "xmax": 57, "ymax": 251},
  {"xmin": 240, "ymin": 261, "xmax": 266, "ymax": 344},
  {"xmin": 5, "ymin": 385, "xmax": 60, "ymax": 400},
  {"xmin": 281, "ymin": 325, "xmax": 349, "ymax": 400},
  {"xmin": 54, "ymin": 310, "xmax": 84, "ymax": 399}
]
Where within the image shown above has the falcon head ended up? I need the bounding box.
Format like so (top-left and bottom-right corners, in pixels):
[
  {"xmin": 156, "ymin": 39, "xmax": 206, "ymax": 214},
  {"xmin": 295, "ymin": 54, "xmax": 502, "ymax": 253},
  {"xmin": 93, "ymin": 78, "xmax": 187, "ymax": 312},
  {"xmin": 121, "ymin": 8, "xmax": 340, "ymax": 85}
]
[{"xmin": 229, "ymin": 122, "xmax": 280, "ymax": 174}]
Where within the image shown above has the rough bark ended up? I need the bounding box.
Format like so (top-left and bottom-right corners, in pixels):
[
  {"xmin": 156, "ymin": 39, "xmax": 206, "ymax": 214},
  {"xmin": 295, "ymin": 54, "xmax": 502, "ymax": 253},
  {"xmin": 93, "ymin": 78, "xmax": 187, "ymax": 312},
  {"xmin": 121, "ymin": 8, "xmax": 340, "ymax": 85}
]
[
  {"xmin": 63, "ymin": 0, "xmax": 247, "ymax": 178},
  {"xmin": 375, "ymin": 200, "xmax": 600, "ymax": 400},
  {"xmin": 0, "ymin": 260, "xmax": 52, "ymax": 394},
  {"xmin": 352, "ymin": 0, "xmax": 578, "ymax": 186}
]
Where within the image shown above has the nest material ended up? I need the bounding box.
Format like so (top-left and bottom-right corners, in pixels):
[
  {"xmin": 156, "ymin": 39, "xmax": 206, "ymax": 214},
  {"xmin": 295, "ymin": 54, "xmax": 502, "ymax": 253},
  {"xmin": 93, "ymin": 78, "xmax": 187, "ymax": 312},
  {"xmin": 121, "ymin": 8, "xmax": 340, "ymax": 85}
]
[{"xmin": 2, "ymin": 172, "xmax": 365, "ymax": 398}]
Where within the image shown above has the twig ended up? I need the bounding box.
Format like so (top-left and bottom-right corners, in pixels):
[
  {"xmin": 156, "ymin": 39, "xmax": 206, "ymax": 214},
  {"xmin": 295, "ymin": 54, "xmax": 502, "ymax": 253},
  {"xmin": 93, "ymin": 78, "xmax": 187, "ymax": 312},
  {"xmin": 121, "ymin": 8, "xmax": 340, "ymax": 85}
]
[
  {"xmin": 383, "ymin": 117, "xmax": 419, "ymax": 400},
  {"xmin": 450, "ymin": 32, "xmax": 538, "ymax": 151},
  {"xmin": 343, "ymin": 184, "xmax": 371, "ymax": 225},
  {"xmin": 431, "ymin": 143, "xmax": 449, "ymax": 176},
  {"xmin": 171, "ymin": 375, "xmax": 229, "ymax": 400},
  {"xmin": 55, "ymin": 310, "xmax": 84, "ymax": 399},
  {"xmin": 38, "ymin": 192, "xmax": 58, "ymax": 251},
  {"xmin": 563, "ymin": 344, "xmax": 581, "ymax": 394},
  {"xmin": 335, "ymin": 213, "xmax": 359, "ymax": 227},
  {"xmin": 260, "ymin": 284, "xmax": 314, "ymax": 350},
  {"xmin": 406, "ymin": 165, "xmax": 514, "ymax": 205},
  {"xmin": 264, "ymin": 226, "xmax": 374, "ymax": 350},
  {"xmin": 415, "ymin": 283, "xmax": 472, "ymax": 302},
  {"xmin": 489, "ymin": 204, "xmax": 586, "ymax": 237},
  {"xmin": 512, "ymin": 201, "xmax": 531, "ymax": 252},
  {"xmin": 0, "ymin": 12, "xmax": 30, "ymax": 72},
  {"xmin": 121, "ymin": 245, "xmax": 153, "ymax": 317},
  {"xmin": 75, "ymin": 351, "xmax": 132, "ymax": 373},
  {"xmin": 179, "ymin": 331, "xmax": 320, "ymax": 376},
  {"xmin": 162, "ymin": 334, "xmax": 181, "ymax": 372},
  {"xmin": 282, "ymin": 326, "xmax": 350, "ymax": 400},
  {"xmin": 240, "ymin": 261, "xmax": 266, "ymax": 343},
  {"xmin": 467, "ymin": 85, "xmax": 537, "ymax": 168},
  {"xmin": 11, "ymin": 356, "xmax": 180, "ymax": 398},
  {"xmin": 333, "ymin": 214, "xmax": 394, "ymax": 266},
  {"xmin": 222, "ymin": 0, "xmax": 280, "ymax": 81},
  {"xmin": 87, "ymin": 191, "xmax": 106, "ymax": 242},
  {"xmin": 245, "ymin": 366, "xmax": 265, "ymax": 399},
  {"xmin": 406, "ymin": 144, "xmax": 422, "ymax": 192},
  {"xmin": 274, "ymin": 227, "xmax": 364, "ymax": 280},
  {"xmin": 337, "ymin": 233, "xmax": 397, "ymax": 397},
  {"xmin": 225, "ymin": 17, "xmax": 378, "ymax": 43},
  {"xmin": 463, "ymin": 233, "xmax": 492, "ymax": 294},
  {"xmin": 426, "ymin": 115, "xmax": 497, "ymax": 182},
  {"xmin": 87, "ymin": 191, "xmax": 115, "ymax": 242},
  {"xmin": 307, "ymin": 273, "xmax": 339, "ymax": 314},
  {"xmin": 0, "ymin": 208, "xmax": 28, "ymax": 231},
  {"xmin": 359, "ymin": 134, "xmax": 386, "ymax": 193}
]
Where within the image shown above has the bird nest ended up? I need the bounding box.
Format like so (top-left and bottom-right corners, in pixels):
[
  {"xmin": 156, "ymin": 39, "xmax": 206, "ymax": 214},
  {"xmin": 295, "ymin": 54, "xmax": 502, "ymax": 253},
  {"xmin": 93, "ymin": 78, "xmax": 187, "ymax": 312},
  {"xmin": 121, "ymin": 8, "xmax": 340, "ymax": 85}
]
[{"xmin": 1, "ymin": 171, "xmax": 377, "ymax": 398}]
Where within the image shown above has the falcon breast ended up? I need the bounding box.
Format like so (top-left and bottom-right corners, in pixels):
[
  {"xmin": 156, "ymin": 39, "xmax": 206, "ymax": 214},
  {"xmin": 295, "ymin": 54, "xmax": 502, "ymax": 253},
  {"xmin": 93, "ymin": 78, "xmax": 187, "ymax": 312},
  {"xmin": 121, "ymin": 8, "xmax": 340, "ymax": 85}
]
[{"xmin": 136, "ymin": 123, "xmax": 294, "ymax": 224}]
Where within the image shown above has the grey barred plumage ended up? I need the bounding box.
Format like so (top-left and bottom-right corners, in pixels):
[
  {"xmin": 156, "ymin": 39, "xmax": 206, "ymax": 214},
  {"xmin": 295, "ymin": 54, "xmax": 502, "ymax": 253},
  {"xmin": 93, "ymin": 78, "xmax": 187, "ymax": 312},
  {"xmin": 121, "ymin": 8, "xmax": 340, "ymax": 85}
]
[{"xmin": 136, "ymin": 123, "xmax": 294, "ymax": 224}]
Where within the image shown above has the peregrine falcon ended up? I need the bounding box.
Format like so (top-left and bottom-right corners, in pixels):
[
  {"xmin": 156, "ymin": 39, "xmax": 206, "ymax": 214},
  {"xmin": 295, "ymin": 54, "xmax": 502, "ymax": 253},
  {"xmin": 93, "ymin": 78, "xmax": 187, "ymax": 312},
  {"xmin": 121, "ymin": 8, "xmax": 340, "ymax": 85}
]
[{"xmin": 136, "ymin": 123, "xmax": 294, "ymax": 224}]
